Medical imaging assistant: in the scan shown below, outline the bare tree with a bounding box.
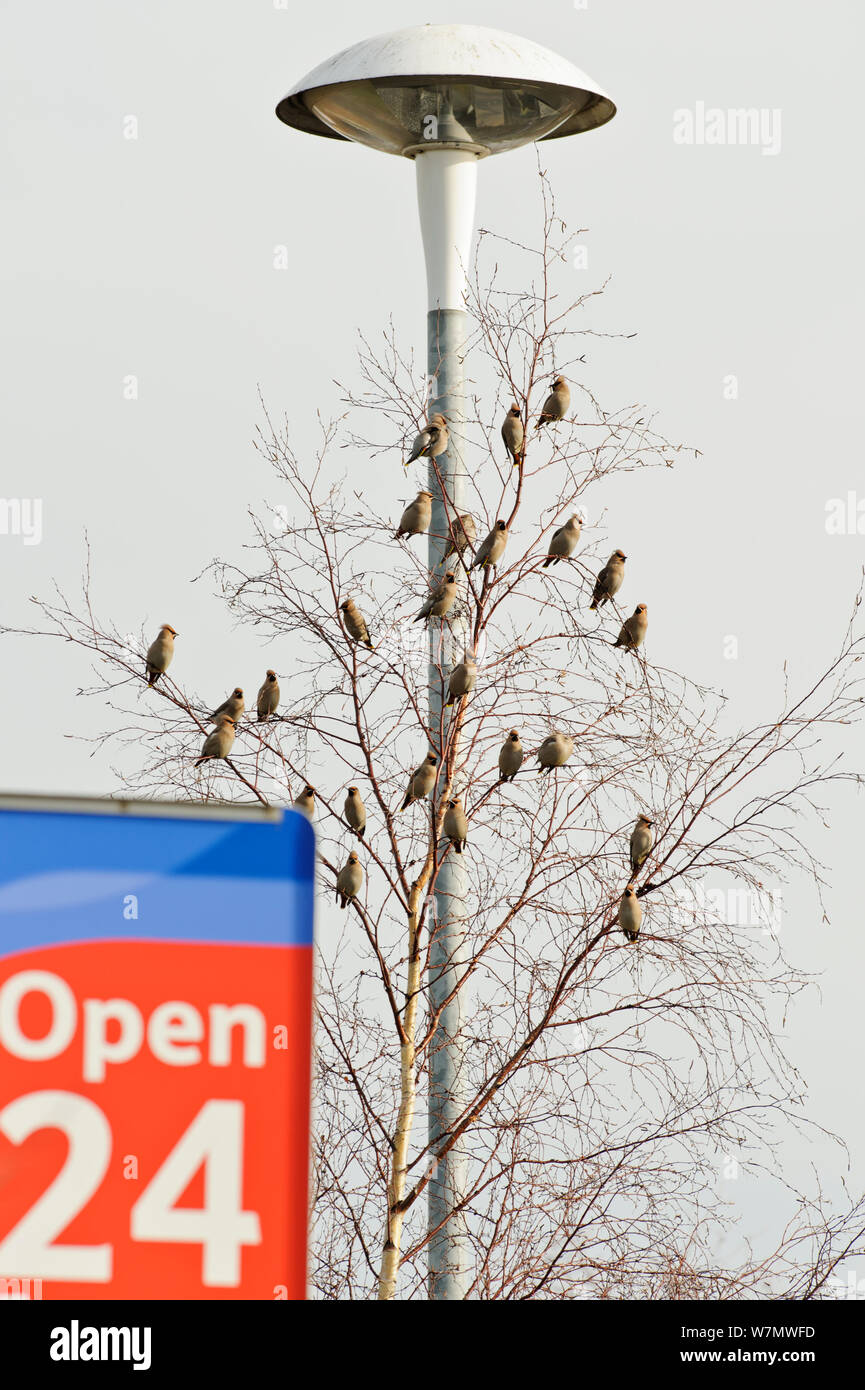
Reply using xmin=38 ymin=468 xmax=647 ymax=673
xmin=11 ymin=177 xmax=865 ymax=1300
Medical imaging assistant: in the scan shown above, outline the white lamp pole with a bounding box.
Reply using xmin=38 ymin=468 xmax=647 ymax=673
xmin=416 ymin=146 xmax=477 ymax=1300
xmin=276 ymin=23 xmax=615 ymax=1300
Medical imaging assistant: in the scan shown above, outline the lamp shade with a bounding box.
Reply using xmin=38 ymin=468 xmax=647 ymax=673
xmin=276 ymin=24 xmax=615 ymax=157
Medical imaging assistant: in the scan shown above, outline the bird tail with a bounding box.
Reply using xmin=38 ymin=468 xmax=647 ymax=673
xmin=194 ymin=755 xmax=208 ymax=767
xmin=589 ymin=601 xmax=598 ymax=612
xmin=147 ymin=669 xmax=158 ymax=686
xmin=542 ymin=556 xmax=553 ymax=569
xmin=399 ymin=794 xmax=412 ymax=812
xmin=364 ymin=638 xmax=374 ymax=650
xmin=358 ymin=827 xmax=365 ymax=839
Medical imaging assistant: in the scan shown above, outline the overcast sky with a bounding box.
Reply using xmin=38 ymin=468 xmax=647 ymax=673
xmin=2 ymin=0 xmax=863 ymax=1277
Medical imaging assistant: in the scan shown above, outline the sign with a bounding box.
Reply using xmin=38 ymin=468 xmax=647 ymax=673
xmin=0 ymin=796 xmax=314 ymax=1301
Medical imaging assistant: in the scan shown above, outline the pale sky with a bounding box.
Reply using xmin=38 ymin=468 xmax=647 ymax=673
xmin=2 ymin=0 xmax=863 ymax=1275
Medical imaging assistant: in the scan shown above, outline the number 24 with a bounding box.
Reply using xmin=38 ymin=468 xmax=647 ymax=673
xmin=0 ymin=1092 xmax=261 ymax=1286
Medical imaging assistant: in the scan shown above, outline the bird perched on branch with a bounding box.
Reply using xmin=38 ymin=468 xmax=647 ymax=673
xmin=590 ymin=550 xmax=626 ymax=611
xmin=195 ymin=714 xmax=235 ymax=767
xmin=400 ymin=752 xmax=438 ymax=810
xmin=535 ymin=376 xmax=570 ymax=430
xmin=145 ymin=624 xmax=177 ymax=686
xmin=471 ymin=520 xmax=508 ymax=571
xmin=619 ymin=886 xmax=643 ymax=943
xmin=211 ymin=687 xmax=244 ymax=723
xmin=336 ymin=851 xmax=363 ymax=909
xmin=614 ymin=605 xmax=648 ymax=652
xmin=443 ymin=797 xmax=468 ymax=853
xmin=256 ymin=670 xmax=280 ymax=722
xmin=406 ymin=414 xmax=448 ymax=465
xmin=340 ymin=598 xmax=374 ymax=650
xmin=543 ymin=515 xmax=582 ymax=568
xmin=629 ymin=815 xmax=654 ymax=875
xmin=498 ymin=730 xmax=523 ymax=782
xmin=413 ymin=573 xmax=457 ymax=625
xmin=501 ymin=403 xmax=524 ymax=466
xmin=443 ymin=513 xmax=476 ymax=562
xmin=344 ymin=786 xmax=366 ymax=838
xmin=536 ymin=731 xmax=574 ymax=774
xmin=293 ymin=785 xmax=315 ymax=820
xmin=395 ymin=490 xmax=432 ymax=540
xmin=446 ymin=658 xmax=477 ymax=708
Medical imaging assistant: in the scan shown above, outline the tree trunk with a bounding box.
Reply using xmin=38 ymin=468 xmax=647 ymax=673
xmin=377 ymin=892 xmax=423 ymax=1299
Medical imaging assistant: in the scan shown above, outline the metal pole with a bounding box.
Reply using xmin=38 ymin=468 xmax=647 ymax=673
xmin=416 ymin=149 xmax=477 ymax=1300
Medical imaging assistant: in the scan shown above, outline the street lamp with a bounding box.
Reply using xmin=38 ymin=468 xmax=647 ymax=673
xmin=276 ymin=22 xmax=615 ymax=1301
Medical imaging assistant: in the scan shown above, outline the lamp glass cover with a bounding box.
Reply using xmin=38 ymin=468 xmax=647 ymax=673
xmin=303 ymin=77 xmax=602 ymax=156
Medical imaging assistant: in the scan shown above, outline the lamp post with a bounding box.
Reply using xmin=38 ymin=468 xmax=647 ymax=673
xmin=276 ymin=22 xmax=615 ymax=1300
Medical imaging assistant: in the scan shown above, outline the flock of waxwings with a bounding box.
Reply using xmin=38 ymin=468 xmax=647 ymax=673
xmin=143 ymin=376 xmax=652 ymax=941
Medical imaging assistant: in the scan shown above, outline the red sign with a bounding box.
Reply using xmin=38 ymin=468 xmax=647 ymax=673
xmin=0 ymin=802 xmax=315 ymax=1301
